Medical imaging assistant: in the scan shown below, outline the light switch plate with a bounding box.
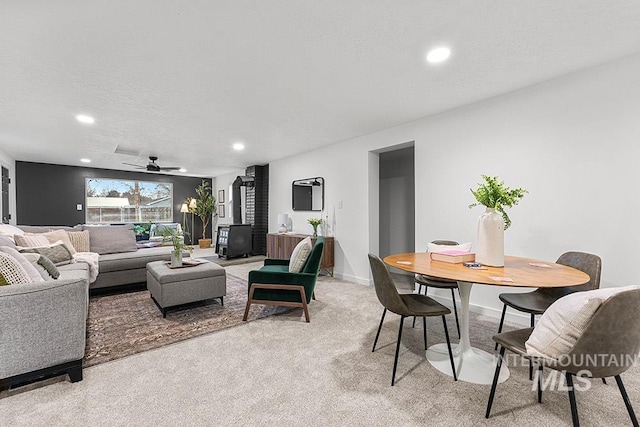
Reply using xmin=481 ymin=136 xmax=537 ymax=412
xmin=76 ymin=204 xmax=83 ymax=211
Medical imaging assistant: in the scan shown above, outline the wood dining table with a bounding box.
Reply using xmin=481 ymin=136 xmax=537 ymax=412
xmin=383 ymin=253 xmax=590 ymax=384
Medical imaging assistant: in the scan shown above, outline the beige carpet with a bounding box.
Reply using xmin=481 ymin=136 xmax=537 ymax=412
xmin=1 ymin=263 xmax=639 ymax=426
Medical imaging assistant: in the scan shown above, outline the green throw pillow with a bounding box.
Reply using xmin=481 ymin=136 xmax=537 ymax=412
xmin=0 ymin=273 xmax=8 ymax=286
xmin=20 ymin=242 xmax=73 ymax=266
xmin=37 ymin=255 xmax=60 ymax=279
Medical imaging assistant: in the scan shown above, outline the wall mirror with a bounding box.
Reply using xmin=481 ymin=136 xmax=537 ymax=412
xmin=292 ymin=177 xmax=324 ymax=211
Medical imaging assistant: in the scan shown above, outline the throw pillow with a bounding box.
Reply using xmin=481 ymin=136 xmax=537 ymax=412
xmin=427 ymin=242 xmax=472 ymax=253
xmin=0 ymin=234 xmax=17 ymax=249
xmin=525 ymin=285 xmax=639 ymax=359
xmin=21 ymin=252 xmax=60 ymax=280
xmin=14 ymin=233 xmax=50 ymax=248
xmin=289 ymin=237 xmax=313 ymax=273
xmin=43 ymin=229 xmax=77 ymax=255
xmin=83 ymin=225 xmax=137 ymax=255
xmin=67 ymin=230 xmax=91 ymax=252
xmin=0 ymin=224 xmax=24 ymax=242
xmin=0 ymin=252 xmax=33 ymax=285
xmin=19 ymin=241 xmax=74 ymax=266
xmin=0 ymin=246 xmax=44 ymax=282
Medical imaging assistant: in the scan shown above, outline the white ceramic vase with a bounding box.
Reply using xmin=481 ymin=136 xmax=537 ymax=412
xmin=171 ymin=250 xmax=183 ymax=268
xmin=476 ymin=207 xmax=504 ymax=267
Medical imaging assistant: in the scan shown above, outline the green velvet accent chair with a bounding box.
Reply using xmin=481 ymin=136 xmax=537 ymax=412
xmin=243 ymin=237 xmax=325 ymax=322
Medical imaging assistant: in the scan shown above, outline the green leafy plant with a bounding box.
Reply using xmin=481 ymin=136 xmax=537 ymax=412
xmin=160 ymin=227 xmax=192 ymax=255
xmin=192 ymin=180 xmax=217 ymax=240
xmin=469 ymin=175 xmax=527 ymax=230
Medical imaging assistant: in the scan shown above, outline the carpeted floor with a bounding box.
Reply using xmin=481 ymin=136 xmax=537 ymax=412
xmin=2 ymin=263 xmax=639 ymax=426
xmin=85 ymin=272 xmax=286 ymax=367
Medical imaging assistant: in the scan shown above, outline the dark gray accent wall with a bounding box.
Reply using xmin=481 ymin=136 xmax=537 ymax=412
xmin=15 ymin=161 xmax=212 ymax=238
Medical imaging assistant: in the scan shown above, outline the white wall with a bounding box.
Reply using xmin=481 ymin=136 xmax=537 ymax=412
xmin=0 ymin=148 xmax=16 ymax=225
xmin=269 ymin=52 xmax=640 ymax=321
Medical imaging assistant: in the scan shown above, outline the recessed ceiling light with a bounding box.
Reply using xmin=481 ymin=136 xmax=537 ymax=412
xmin=426 ymin=47 xmax=451 ymax=64
xmin=76 ymin=114 xmax=95 ymax=124
xmin=80 ymin=158 xmax=91 ymax=163
xmin=179 ymin=168 xmax=187 ymax=173
xmin=233 ymin=142 xmax=245 ymax=151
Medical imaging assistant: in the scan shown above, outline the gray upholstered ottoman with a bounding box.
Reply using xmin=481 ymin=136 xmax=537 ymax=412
xmin=146 ymin=260 xmax=226 ymax=317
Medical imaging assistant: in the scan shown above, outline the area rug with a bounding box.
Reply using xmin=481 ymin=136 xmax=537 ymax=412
xmin=203 ymin=254 xmax=266 ymax=267
xmin=84 ymin=273 xmax=286 ymax=367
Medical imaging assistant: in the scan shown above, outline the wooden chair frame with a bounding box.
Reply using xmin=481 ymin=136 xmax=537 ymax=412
xmin=243 ymin=283 xmax=310 ymax=323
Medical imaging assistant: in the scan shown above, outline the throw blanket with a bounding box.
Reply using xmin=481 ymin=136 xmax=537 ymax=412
xmin=73 ymin=252 xmax=100 ymax=283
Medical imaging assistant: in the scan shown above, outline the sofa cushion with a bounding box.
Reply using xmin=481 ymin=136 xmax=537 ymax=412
xmin=0 ymin=234 xmax=17 ymax=249
xmin=17 ymin=225 xmax=80 ymax=233
xmin=83 ymin=224 xmax=137 ymax=255
xmin=0 ymin=224 xmax=24 ymax=242
xmin=289 ymin=237 xmax=312 ymax=273
xmin=0 ymin=246 xmax=45 ymax=283
xmin=0 ymin=252 xmax=33 ymax=285
xmin=98 ymin=246 xmax=174 ymax=273
xmin=20 ymin=241 xmax=74 ymax=266
xmin=67 ymin=230 xmax=90 ymax=252
xmin=14 ymin=233 xmax=50 ymax=248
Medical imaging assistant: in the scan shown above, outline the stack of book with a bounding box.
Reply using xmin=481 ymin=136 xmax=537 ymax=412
xmin=429 ymin=250 xmax=475 ymax=264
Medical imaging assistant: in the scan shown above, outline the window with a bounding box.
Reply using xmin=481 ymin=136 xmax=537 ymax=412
xmin=86 ymin=178 xmax=173 ymax=224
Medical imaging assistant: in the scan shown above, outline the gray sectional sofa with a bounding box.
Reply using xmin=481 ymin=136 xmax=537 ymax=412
xmin=0 ymin=224 xmax=177 ymax=390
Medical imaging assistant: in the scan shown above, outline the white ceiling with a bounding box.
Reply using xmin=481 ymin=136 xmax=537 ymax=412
xmin=1 ymin=1 xmax=640 ymax=177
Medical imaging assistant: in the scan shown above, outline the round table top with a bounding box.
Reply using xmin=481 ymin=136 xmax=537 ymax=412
xmin=383 ymin=253 xmax=590 ymax=288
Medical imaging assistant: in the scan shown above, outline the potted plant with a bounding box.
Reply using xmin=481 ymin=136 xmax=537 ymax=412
xmin=192 ymin=180 xmax=217 ymax=248
xmin=469 ymin=175 xmax=527 ymax=267
xmin=161 ymin=227 xmax=192 ymax=267
xmin=307 ymin=217 xmax=323 ymax=237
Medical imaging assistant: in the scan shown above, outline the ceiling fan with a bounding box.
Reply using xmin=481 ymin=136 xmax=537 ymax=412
xmin=123 ymin=156 xmax=181 ymax=172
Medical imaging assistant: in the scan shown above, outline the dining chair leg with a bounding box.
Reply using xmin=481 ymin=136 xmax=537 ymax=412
xmin=566 ymin=373 xmax=580 ymax=427
xmin=450 ymin=288 xmax=461 ymax=339
xmin=372 ymin=308 xmax=387 ymax=352
xmin=615 ymin=375 xmax=639 ymax=427
xmin=529 ymin=314 xmax=535 ymax=380
xmin=442 ymin=315 xmax=457 ymax=381
xmin=485 ymin=345 xmax=506 ymax=418
xmin=412 ymin=284 xmax=426 ymax=328
xmin=422 ymin=316 xmax=427 ymax=350
xmin=495 ymin=304 xmax=507 ymax=351
xmin=391 ymin=316 xmax=406 ymax=386
xmin=537 ymin=364 xmax=543 ymax=403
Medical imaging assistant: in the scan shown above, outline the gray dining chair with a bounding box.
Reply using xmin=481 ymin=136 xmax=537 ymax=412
xmin=495 ymin=251 xmax=602 ymax=379
xmin=486 ymin=287 xmax=640 ymax=426
xmin=413 ymin=240 xmax=461 ymax=337
xmin=368 ymin=254 xmax=457 ymax=385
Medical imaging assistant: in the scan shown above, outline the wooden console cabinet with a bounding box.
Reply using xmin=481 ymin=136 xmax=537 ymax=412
xmin=266 ymin=233 xmax=334 ymax=274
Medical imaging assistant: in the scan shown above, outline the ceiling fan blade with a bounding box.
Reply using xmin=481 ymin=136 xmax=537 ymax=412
xmin=159 ymin=166 xmax=181 ymax=171
xmin=122 ymin=162 xmax=145 ymax=168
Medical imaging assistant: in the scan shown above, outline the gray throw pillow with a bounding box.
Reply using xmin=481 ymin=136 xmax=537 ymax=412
xmin=20 ymin=242 xmax=74 ymax=266
xmin=83 ymin=225 xmax=137 ymax=255
xmin=0 ymin=234 xmax=17 ymax=249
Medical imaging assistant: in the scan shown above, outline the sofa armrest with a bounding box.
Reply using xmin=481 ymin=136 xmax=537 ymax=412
xmin=263 ymin=258 xmax=290 ymax=266
xmin=0 ymin=278 xmax=89 ymax=379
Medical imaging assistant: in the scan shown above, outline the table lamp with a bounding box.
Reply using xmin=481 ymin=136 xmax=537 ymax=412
xmin=277 ymin=213 xmax=288 ymax=233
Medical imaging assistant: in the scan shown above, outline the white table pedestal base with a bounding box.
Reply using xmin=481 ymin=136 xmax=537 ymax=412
xmin=426 ymin=281 xmax=510 ymax=385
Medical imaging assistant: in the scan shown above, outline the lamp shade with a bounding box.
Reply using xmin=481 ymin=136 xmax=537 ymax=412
xmin=180 ymin=203 xmax=189 ymax=213
xmin=189 ymin=199 xmax=197 ymax=209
